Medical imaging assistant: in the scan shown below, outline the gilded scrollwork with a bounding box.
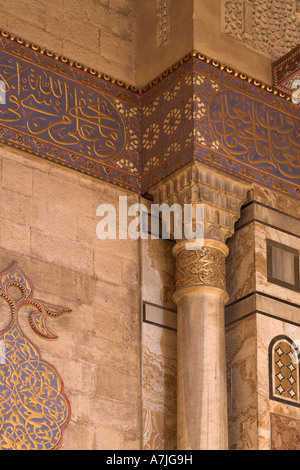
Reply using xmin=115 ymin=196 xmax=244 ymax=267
xmin=174 ymin=246 xmax=226 ymax=292
xmin=0 ymin=263 xmax=71 ymax=450
xmin=209 ymin=90 xmax=300 ymax=180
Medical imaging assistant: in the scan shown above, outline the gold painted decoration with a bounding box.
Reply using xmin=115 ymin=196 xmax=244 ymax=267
xmin=0 ymin=53 xmax=126 ymax=159
xmin=0 ymin=30 xmax=299 ymax=197
xmin=209 ymin=90 xmax=300 ymax=180
xmin=174 ymin=246 xmax=226 ymax=292
xmin=0 ymin=263 xmax=71 ymax=450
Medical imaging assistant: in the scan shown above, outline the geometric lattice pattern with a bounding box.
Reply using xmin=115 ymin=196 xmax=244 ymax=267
xmin=272 ymin=45 xmax=300 ymax=98
xmin=269 ymin=336 xmax=300 ymax=407
xmin=0 ymin=263 xmax=71 ymax=450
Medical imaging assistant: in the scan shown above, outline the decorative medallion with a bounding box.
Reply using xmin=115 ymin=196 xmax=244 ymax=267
xmin=0 ymin=263 xmax=71 ymax=450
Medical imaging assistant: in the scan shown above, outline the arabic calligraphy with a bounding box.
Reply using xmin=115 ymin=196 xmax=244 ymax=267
xmin=0 ymin=263 xmax=71 ymax=450
xmin=0 ymin=53 xmax=126 ymax=160
xmin=209 ymin=90 xmax=300 ymax=180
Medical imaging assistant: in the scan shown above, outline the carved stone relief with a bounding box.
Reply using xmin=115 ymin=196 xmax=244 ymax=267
xmin=222 ymin=0 xmax=300 ymax=59
xmin=173 ymin=244 xmax=227 ymax=292
xmin=157 ymin=0 xmax=170 ymax=48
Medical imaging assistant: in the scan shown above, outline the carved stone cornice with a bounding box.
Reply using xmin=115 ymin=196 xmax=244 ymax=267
xmin=150 ymin=162 xmax=251 ymax=243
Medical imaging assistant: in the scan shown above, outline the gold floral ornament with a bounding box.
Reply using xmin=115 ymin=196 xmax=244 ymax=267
xmin=0 ymin=263 xmax=71 ymax=450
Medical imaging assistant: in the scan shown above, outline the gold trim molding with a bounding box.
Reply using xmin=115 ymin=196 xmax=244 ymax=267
xmin=0 ymin=29 xmax=292 ymax=101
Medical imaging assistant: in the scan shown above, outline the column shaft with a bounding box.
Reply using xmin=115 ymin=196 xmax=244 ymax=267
xmin=173 ymin=240 xmax=229 ymax=450
xmin=177 ymin=290 xmax=228 ymax=449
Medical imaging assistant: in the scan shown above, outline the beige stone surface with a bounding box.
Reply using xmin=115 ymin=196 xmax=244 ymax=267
xmin=0 ymin=145 xmax=141 ymax=450
xmin=137 ymin=0 xmax=194 ymax=86
xmin=248 ymin=184 xmax=300 ymax=219
xmin=256 ymin=315 xmax=300 ymax=450
xmin=0 ymin=0 xmax=138 ymax=85
xmin=193 ymin=0 xmax=273 ymax=84
xmin=225 ymin=183 xmax=300 ymax=451
xmin=177 ymin=291 xmax=228 ymax=450
xmin=226 ymin=223 xmax=255 ymax=304
xmin=254 ymin=223 xmax=300 ymax=305
xmin=141 ymin=198 xmax=177 ymax=449
xmin=0 ymin=0 xmax=277 ymax=90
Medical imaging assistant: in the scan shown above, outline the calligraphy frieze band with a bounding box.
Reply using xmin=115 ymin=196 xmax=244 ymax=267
xmin=209 ymin=89 xmax=300 ymax=182
xmin=143 ymin=56 xmax=300 ymax=199
xmin=0 ymin=33 xmax=141 ymax=192
xmin=0 ymin=31 xmax=299 ymax=198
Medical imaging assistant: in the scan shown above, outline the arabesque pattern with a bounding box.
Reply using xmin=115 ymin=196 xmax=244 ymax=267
xmin=0 ymin=263 xmax=71 ymax=450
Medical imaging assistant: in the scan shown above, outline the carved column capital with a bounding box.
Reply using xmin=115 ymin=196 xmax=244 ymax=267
xmin=152 ymin=164 xmax=251 ymax=450
xmin=150 ymin=162 xmax=251 ymax=243
xmin=173 ymin=239 xmax=229 ymax=304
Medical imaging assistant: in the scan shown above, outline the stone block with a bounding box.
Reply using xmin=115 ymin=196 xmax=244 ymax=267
xmin=0 ymin=219 xmax=30 ymax=255
xmin=94 ymin=306 xmax=124 ymax=343
xmin=101 ymin=30 xmax=137 ymax=67
xmin=0 ymin=0 xmax=46 ymax=29
xmin=30 ymin=228 xmax=93 ymax=274
xmin=94 ymin=425 xmax=123 ymax=450
xmin=94 ymin=249 xmax=123 ymax=285
xmin=46 ymin=13 xmax=100 ymax=54
xmin=96 ymin=367 xmax=125 ymax=401
xmin=47 ymin=204 xmax=78 ymax=242
xmin=1 ymin=159 xmax=33 ymax=196
xmin=0 ymin=188 xmax=32 ymax=226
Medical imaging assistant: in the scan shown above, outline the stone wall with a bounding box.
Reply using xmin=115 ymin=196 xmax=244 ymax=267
xmin=0 ymin=145 xmax=141 ymax=449
xmin=0 ymin=0 xmax=293 ymax=88
xmin=194 ymin=0 xmax=272 ymax=85
xmin=137 ymin=0 xmax=193 ymax=86
xmin=0 ymin=0 xmax=138 ymax=85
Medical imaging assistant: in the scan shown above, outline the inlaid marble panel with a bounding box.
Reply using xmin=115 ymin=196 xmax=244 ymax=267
xmin=142 ymin=323 xmax=177 ymax=450
xmin=271 ymin=414 xmax=300 ymax=450
xmin=226 ymin=315 xmax=258 ymax=450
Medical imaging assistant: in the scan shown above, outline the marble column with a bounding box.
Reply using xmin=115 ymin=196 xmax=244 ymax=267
xmin=151 ymin=162 xmax=250 ymax=450
xmin=173 ymin=239 xmax=229 ymax=450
